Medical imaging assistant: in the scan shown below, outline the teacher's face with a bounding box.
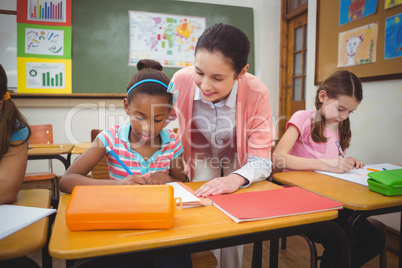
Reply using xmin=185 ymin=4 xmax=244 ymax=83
xmin=194 ymin=50 xmax=243 ymax=104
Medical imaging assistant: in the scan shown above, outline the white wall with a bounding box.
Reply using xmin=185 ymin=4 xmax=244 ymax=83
xmin=307 ymin=0 xmax=402 ymax=231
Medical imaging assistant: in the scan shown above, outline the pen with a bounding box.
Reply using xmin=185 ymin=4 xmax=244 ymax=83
xmin=105 ymin=146 xmax=133 ymax=175
xmin=335 ymin=141 xmax=345 ymax=158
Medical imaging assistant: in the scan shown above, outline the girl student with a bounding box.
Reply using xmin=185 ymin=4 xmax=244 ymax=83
xmin=170 ymin=23 xmax=274 ymax=268
xmin=60 ymin=59 xmax=187 ymax=194
xmin=0 ymin=64 xmax=31 ymax=204
xmin=274 ymin=70 xmax=385 ymax=267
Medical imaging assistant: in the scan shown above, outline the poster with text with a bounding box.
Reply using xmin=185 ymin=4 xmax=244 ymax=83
xmin=338 ymin=23 xmax=378 ymax=67
xmin=339 ymin=0 xmax=378 ymax=25
xmin=129 ymin=11 xmax=205 ymax=68
xmin=17 ymin=57 xmax=71 ymax=93
xmin=384 ymin=13 xmax=402 ymax=59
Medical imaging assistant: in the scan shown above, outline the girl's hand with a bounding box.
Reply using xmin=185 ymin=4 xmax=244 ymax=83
xmin=194 ymin=174 xmax=247 ymax=197
xmin=348 ymin=156 xmax=365 ymax=169
xmin=145 ymin=171 xmax=174 ymax=185
xmin=328 ymin=157 xmax=364 ymax=173
xmin=116 ymin=175 xmax=147 ymax=185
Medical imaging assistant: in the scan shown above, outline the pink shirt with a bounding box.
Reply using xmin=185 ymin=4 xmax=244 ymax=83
xmin=172 ymin=66 xmax=275 ymax=180
xmin=287 ymin=110 xmax=342 ymax=161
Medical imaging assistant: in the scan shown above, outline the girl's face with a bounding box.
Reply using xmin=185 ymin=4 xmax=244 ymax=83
xmin=194 ymin=50 xmax=248 ymax=103
xmin=124 ymin=94 xmax=172 ymax=145
xmin=318 ymin=90 xmax=360 ymax=125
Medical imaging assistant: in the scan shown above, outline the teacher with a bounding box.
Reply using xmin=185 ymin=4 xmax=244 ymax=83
xmin=172 ymin=23 xmax=275 ymax=197
xmin=171 ymin=23 xmax=275 ymax=268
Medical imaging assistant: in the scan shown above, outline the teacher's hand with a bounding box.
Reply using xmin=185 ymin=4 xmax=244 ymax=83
xmin=194 ymin=174 xmax=247 ymax=197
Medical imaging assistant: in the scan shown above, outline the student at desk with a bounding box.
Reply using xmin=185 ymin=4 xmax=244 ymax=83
xmin=60 ymin=59 xmax=187 ymax=190
xmin=274 ymin=70 xmax=385 ymax=267
xmin=60 ymin=59 xmax=191 ymax=268
xmin=0 ymin=64 xmax=31 ymax=204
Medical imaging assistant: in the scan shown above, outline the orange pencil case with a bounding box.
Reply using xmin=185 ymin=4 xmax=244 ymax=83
xmin=65 ymin=185 xmax=182 ymax=231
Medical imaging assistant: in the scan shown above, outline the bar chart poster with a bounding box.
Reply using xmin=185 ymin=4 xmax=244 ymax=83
xmin=17 ymin=0 xmax=72 ymax=26
xmin=17 ymin=57 xmax=71 ymax=93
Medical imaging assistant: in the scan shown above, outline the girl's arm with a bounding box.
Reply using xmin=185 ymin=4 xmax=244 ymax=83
xmin=274 ymin=125 xmax=357 ymax=173
xmin=168 ymin=154 xmax=188 ymax=182
xmin=0 ymin=142 xmax=28 ymax=204
xmin=146 ymin=154 xmax=188 ymax=184
xmin=60 ymin=138 xmax=146 ymax=193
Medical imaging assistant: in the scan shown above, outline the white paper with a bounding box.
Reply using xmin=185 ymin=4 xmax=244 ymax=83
xmin=26 ymin=62 xmax=65 ymax=89
xmin=315 ymin=163 xmax=401 ymax=186
xmin=167 ymin=182 xmax=200 ymax=203
xmin=0 ymin=205 xmax=56 ymax=240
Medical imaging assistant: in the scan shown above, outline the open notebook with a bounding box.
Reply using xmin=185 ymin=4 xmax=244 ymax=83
xmin=314 ymin=163 xmax=401 ymax=186
xmin=208 ymin=187 xmax=342 ymax=223
xmin=0 ymin=205 xmax=56 ymax=240
xmin=167 ymin=182 xmax=212 ymax=208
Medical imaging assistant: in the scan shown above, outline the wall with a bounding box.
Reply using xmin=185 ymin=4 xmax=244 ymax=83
xmin=2 ymin=0 xmax=281 ymax=174
xmin=307 ymin=0 xmax=402 ymax=231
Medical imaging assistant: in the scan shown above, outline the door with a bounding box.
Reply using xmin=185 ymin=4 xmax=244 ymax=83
xmin=279 ymin=0 xmax=308 ymax=137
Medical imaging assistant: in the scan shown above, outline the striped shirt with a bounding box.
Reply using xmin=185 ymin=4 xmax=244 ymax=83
xmin=98 ymin=124 xmax=183 ymax=180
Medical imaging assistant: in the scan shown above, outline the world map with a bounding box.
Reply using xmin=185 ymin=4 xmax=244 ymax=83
xmin=129 ymin=11 xmax=205 ymax=68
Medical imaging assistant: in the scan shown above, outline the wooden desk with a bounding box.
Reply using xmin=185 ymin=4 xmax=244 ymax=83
xmin=28 ymin=143 xmax=74 ymax=170
xmin=273 ymin=171 xmax=402 ymax=267
xmin=49 ymin=180 xmax=349 ymax=268
xmin=0 ymin=189 xmax=52 ymax=266
xmin=71 ymin=143 xmax=91 ymax=155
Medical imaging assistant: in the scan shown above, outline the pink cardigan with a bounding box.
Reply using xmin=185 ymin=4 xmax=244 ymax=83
xmin=172 ymin=66 xmax=275 ymax=179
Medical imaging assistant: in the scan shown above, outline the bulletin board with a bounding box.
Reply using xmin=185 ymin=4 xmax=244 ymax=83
xmin=315 ymin=0 xmax=402 ymax=83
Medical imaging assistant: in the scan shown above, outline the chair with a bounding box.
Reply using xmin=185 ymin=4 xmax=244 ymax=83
xmin=89 ymin=129 xmax=217 ymax=267
xmin=22 ymin=124 xmax=59 ymax=206
xmin=90 ymin=129 xmax=109 ymax=180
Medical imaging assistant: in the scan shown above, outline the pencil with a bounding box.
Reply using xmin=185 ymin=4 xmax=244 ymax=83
xmin=335 ymin=141 xmax=345 ymax=158
xmin=367 ymin=168 xmax=380 ymax=172
xmin=105 ymin=146 xmax=133 ymax=175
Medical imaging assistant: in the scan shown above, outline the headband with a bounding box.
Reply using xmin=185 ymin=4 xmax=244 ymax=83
xmin=3 ymin=92 xmax=10 ymax=101
xmin=126 ymin=79 xmax=178 ymax=103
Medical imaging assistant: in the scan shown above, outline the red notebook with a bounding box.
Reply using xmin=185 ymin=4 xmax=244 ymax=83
xmin=208 ymin=187 xmax=343 ymax=223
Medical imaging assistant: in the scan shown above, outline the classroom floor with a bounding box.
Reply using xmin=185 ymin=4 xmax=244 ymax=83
xmin=27 ymin=234 xmax=398 ymax=267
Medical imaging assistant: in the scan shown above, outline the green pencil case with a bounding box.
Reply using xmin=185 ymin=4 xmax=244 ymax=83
xmin=367 ymin=169 xmax=402 ymax=196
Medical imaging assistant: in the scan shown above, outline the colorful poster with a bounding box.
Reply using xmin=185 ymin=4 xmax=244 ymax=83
xmin=129 ymin=11 xmax=205 ymax=68
xmin=338 ymin=23 xmax=378 ymax=67
xmin=339 ymin=0 xmax=378 ymax=26
xmin=17 ymin=23 xmax=71 ymax=59
xmin=384 ymin=13 xmax=402 ymax=59
xmin=385 ymin=0 xmax=402 ymax=9
xmin=17 ymin=57 xmax=71 ymax=93
xmin=17 ymin=0 xmax=72 ymax=26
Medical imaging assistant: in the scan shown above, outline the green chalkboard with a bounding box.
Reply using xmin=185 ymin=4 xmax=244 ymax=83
xmin=72 ymin=0 xmax=254 ymax=94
